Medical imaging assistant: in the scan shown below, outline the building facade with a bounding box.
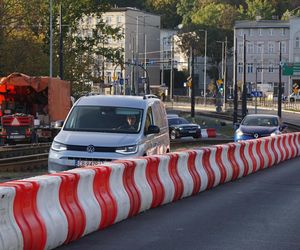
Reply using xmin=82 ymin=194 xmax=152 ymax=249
xmin=80 ymin=7 xmax=161 ymax=95
xmin=234 ymin=18 xmax=300 ymax=98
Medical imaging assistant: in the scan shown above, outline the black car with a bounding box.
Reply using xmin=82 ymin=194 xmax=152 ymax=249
xmin=167 ymin=117 xmax=201 ymax=140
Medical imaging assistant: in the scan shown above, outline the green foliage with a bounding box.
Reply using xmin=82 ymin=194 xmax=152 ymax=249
xmin=238 ymin=0 xmax=275 ymax=20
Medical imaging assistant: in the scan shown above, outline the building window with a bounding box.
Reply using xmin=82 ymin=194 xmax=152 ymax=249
xmin=268 ymin=64 xmax=274 ymax=73
xmin=247 ymin=43 xmax=254 ymax=53
xmin=281 ymin=28 xmax=286 ymax=36
xmin=268 ymin=42 xmax=275 ymax=53
xmin=247 ymin=63 xmax=253 ymax=73
xmin=258 ymin=29 xmax=262 ymax=36
xmin=239 ymin=29 xmax=243 ymax=36
xmin=238 ymin=42 xmax=243 ymax=54
xmin=296 ymin=37 xmax=300 ymax=48
xmin=238 ymin=62 xmax=243 ymax=73
xmin=116 ymin=16 xmax=122 ymax=24
xmin=281 ymin=42 xmax=286 ymax=53
xmin=249 ymin=29 xmax=253 ymax=36
xmin=269 ymin=28 xmax=273 ymax=36
xmin=257 ymin=42 xmax=264 ymax=54
xmin=106 ymin=16 xmax=112 ymax=24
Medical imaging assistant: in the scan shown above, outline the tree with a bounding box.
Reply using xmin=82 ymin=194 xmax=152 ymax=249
xmin=238 ymin=0 xmax=275 ymax=20
xmin=145 ymin=0 xmax=181 ymax=28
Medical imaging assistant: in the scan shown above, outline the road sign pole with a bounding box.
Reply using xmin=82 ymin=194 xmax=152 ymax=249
xmin=278 ymin=42 xmax=282 ymax=118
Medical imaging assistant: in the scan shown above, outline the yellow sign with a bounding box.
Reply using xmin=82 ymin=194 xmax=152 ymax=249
xmin=187 ymin=81 xmax=192 ymax=88
xmin=217 ymin=79 xmax=223 ymax=85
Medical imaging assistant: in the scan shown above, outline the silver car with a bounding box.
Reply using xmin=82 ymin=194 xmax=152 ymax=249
xmin=48 ymin=95 xmax=170 ymax=173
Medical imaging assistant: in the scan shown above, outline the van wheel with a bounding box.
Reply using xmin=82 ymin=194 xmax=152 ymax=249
xmin=170 ymin=130 xmax=177 ymax=140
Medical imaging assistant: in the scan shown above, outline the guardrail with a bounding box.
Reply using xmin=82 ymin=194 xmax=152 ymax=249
xmin=0 ymin=133 xmax=299 ymax=249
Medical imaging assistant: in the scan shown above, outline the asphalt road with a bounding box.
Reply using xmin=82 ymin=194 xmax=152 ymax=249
xmin=59 ymin=157 xmax=300 ymax=250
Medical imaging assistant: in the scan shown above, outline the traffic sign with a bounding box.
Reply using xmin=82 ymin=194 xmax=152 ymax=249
xmin=282 ymin=62 xmax=300 ymax=76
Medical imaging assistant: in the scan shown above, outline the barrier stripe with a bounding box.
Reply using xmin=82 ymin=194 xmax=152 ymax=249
xmin=208 ymin=148 xmax=222 ymax=187
xmin=263 ymin=138 xmax=273 ymax=168
xmin=239 ymin=142 xmax=250 ymax=176
xmin=157 ymin=155 xmax=175 ymax=204
xmin=52 ymin=173 xmax=86 ymax=243
xmin=91 ymin=167 xmax=117 ymax=229
xmin=3 ymin=181 xmax=47 ymax=250
xmin=168 ymin=154 xmax=184 ymax=201
xmin=227 ymin=144 xmax=240 ymax=181
xmin=133 ymin=159 xmax=153 ymax=212
xmin=120 ymin=160 xmax=141 ymax=218
xmin=255 ymin=140 xmax=265 ymax=170
xmin=215 ymin=146 xmax=227 ymax=183
xmin=107 ymin=163 xmax=130 ymax=223
xmin=176 ymin=152 xmax=194 ymax=199
xmin=187 ymin=151 xmax=201 ymax=194
xmin=68 ymin=168 xmax=101 ymax=236
xmin=0 ymin=186 xmax=23 ymax=250
xmin=25 ymin=175 xmax=68 ymax=249
xmin=268 ymin=137 xmax=277 ymax=167
xmin=145 ymin=157 xmax=165 ymax=207
xmin=202 ymin=148 xmax=215 ymax=189
xmin=248 ymin=141 xmax=259 ymax=173
xmin=233 ymin=143 xmax=245 ymax=179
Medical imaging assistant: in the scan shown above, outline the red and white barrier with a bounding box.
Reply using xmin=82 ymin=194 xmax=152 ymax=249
xmin=0 ymin=132 xmax=299 ymax=250
xmin=201 ymin=128 xmax=216 ymax=138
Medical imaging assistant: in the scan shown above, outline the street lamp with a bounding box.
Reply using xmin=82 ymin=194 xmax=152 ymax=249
xmin=198 ymin=29 xmax=207 ymax=105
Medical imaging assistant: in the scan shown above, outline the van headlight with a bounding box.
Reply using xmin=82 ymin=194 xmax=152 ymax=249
xmin=115 ymin=145 xmax=138 ymax=154
xmin=51 ymin=141 xmax=67 ymax=151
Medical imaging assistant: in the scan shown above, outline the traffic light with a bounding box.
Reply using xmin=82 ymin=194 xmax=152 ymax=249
xmin=218 ymin=83 xmax=224 ymax=94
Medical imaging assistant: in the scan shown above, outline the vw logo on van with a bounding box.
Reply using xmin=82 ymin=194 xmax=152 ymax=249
xmin=87 ymin=145 xmax=95 ymax=153
xmin=254 ymin=133 xmax=259 ymax=139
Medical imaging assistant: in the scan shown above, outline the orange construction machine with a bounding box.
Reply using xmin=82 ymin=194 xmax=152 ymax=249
xmin=0 ymin=73 xmax=71 ymax=144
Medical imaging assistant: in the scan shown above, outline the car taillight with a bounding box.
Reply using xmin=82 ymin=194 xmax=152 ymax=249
xmin=0 ymin=128 xmax=6 ymax=137
xmin=25 ymin=128 xmax=31 ymax=137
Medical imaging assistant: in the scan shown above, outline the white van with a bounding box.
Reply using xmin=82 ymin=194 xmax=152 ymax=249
xmin=48 ymin=95 xmax=170 ymax=173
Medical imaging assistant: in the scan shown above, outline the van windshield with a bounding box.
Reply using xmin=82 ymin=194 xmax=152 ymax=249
xmin=64 ymin=106 xmax=143 ymax=133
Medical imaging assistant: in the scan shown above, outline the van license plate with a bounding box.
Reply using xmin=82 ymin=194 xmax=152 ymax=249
xmin=75 ymin=160 xmax=104 ymax=167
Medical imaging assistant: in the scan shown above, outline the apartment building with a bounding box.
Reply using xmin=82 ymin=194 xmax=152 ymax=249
xmin=80 ymin=7 xmax=161 ymax=95
xmin=234 ymin=17 xmax=300 ymax=98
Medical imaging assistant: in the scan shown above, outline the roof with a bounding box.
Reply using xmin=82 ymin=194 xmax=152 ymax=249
xmin=107 ymin=7 xmax=160 ymax=17
xmin=76 ymin=95 xmax=159 ymax=109
xmin=235 ymin=20 xmax=289 ymax=29
xmin=245 ymin=114 xmax=279 ymax=118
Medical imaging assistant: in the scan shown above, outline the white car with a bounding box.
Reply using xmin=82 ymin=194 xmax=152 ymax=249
xmin=48 ymin=94 xmax=170 ymax=173
xmin=288 ymin=93 xmax=300 ymax=102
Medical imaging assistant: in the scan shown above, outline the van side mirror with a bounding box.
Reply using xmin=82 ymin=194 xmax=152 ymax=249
xmin=146 ymin=125 xmax=160 ymax=135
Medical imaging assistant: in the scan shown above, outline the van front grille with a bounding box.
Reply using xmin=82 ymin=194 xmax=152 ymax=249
xmin=66 ymin=145 xmax=116 ymax=152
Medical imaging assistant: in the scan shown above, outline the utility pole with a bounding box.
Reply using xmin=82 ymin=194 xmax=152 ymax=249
xmin=191 ymin=46 xmax=195 ymax=117
xmin=49 ymin=0 xmax=53 ymax=78
xmin=223 ymin=36 xmax=228 ymax=111
xmin=161 ymin=37 xmax=165 ymax=86
xmin=233 ymin=37 xmax=238 ymax=124
xmin=59 ymin=1 xmax=63 ymax=79
xmin=131 ymin=35 xmax=135 ymax=95
xmin=242 ymin=34 xmax=247 ymax=118
xmin=170 ymin=35 xmax=174 ymax=100
xmin=204 ymin=30 xmax=207 ymax=106
xmin=136 ymin=16 xmax=139 ymax=95
xmin=278 ymin=41 xmax=282 ymax=118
